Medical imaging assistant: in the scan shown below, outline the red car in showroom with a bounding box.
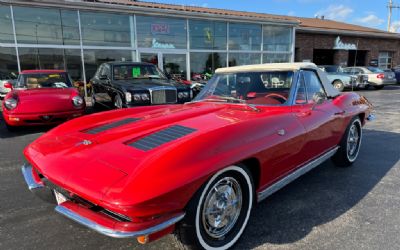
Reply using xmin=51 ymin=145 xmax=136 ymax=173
xmin=21 ymin=63 xmax=373 ymax=249
xmin=2 ymin=70 xmax=85 ymax=130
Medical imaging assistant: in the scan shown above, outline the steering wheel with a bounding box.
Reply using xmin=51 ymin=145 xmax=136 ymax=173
xmin=264 ymin=93 xmax=287 ymax=104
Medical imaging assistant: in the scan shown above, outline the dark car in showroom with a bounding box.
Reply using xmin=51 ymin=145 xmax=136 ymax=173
xmin=90 ymin=62 xmax=192 ymax=109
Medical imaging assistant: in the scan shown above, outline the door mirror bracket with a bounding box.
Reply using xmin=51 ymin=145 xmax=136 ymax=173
xmin=311 ymin=92 xmax=326 ymax=110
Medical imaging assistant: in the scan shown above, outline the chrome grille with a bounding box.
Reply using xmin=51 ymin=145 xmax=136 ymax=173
xmin=151 ymin=87 xmax=177 ymax=104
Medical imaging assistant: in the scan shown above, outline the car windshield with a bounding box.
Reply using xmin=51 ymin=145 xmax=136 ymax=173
xmin=113 ymin=64 xmax=167 ymax=80
xmin=16 ymin=73 xmax=72 ymax=89
xmin=194 ymin=71 xmax=294 ymax=106
xmin=342 ymin=68 xmax=358 ymax=74
xmin=367 ymin=67 xmax=384 ymax=73
xmin=323 ymin=66 xmax=339 ymax=73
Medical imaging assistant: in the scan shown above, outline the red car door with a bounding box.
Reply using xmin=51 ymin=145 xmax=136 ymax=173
xmin=292 ymin=70 xmax=345 ymax=162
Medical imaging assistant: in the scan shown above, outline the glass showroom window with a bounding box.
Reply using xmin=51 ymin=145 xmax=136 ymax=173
xmin=64 ymin=49 xmax=84 ymax=82
xmin=80 ymin=11 xmax=130 ymax=47
xmin=136 ymin=15 xmax=187 ymax=49
xmin=263 ymin=53 xmax=291 ymax=63
xmin=163 ymin=54 xmax=187 ymax=80
xmin=263 ymin=26 xmax=292 ymax=52
xmin=83 ymin=49 xmax=132 ymax=80
xmin=229 ymin=23 xmax=262 ymax=51
xmin=229 ymin=53 xmax=261 ymax=66
xmin=13 ymin=7 xmax=80 ymax=45
xmin=0 ymin=47 xmax=19 ymax=79
xmin=190 ymin=52 xmax=226 ymax=80
xmin=19 ymin=48 xmax=65 ymax=70
xmin=0 ymin=6 xmax=14 ymax=43
xmin=189 ymin=20 xmax=227 ymax=50
xmin=378 ymin=51 xmax=393 ymax=69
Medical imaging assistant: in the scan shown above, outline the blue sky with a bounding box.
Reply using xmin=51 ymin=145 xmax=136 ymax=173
xmin=142 ymin=0 xmax=398 ymax=32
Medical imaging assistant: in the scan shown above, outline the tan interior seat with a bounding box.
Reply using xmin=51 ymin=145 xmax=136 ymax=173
xmin=26 ymin=78 xmax=39 ymax=89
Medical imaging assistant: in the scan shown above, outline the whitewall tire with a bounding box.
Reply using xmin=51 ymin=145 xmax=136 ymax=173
xmin=332 ymin=117 xmax=362 ymax=167
xmin=174 ymin=165 xmax=254 ymax=250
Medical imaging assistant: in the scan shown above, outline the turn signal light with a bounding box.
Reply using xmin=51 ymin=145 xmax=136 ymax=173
xmin=9 ymin=117 xmax=20 ymax=121
xmin=137 ymin=235 xmax=149 ymax=244
xmin=136 ymin=224 xmax=176 ymax=244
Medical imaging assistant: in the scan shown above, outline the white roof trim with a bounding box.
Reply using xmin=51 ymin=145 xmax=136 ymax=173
xmin=215 ymin=62 xmax=318 ymax=73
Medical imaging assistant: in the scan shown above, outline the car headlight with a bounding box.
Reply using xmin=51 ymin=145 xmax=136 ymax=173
xmin=178 ymin=91 xmax=189 ymax=99
xmin=133 ymin=94 xmax=141 ymax=102
xmin=72 ymin=96 xmax=84 ymax=107
xmin=141 ymin=93 xmax=149 ymax=101
xmin=125 ymin=92 xmax=132 ymax=103
xmin=4 ymin=97 xmax=18 ymax=110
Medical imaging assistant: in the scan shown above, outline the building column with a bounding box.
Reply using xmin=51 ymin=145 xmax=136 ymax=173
xmin=333 ymin=50 xmax=348 ymax=66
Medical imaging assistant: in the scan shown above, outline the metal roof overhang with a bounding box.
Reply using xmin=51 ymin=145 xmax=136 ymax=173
xmin=1 ymin=0 xmax=299 ymax=26
xmin=297 ymin=27 xmax=400 ymax=39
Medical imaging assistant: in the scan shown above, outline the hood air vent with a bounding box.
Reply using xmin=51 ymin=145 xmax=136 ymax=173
xmin=129 ymin=125 xmax=196 ymax=151
xmin=85 ymin=118 xmax=140 ymax=134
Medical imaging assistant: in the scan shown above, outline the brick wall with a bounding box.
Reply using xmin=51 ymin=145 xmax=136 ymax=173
xmin=295 ymin=32 xmax=400 ymax=67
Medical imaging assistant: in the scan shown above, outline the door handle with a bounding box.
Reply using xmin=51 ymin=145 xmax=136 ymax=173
xmin=334 ymin=110 xmax=346 ymax=115
xmin=295 ymin=110 xmax=312 ymax=117
xmin=277 ymin=129 xmax=286 ymax=136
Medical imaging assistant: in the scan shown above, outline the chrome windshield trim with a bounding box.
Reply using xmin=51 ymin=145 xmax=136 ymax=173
xmin=55 ymin=204 xmax=185 ymax=238
xmin=21 ymin=164 xmax=44 ymax=190
xmin=257 ymin=146 xmax=339 ymax=202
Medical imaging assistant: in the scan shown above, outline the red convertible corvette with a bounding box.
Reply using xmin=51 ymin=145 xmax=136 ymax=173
xmin=22 ymin=63 xmax=373 ymax=249
xmin=2 ymin=70 xmax=85 ymax=130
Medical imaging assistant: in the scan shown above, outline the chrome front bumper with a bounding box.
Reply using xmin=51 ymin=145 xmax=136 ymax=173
xmin=21 ymin=164 xmax=55 ymax=203
xmin=21 ymin=164 xmax=44 ymax=190
xmin=55 ymin=204 xmax=185 ymax=238
xmin=21 ymin=164 xmax=185 ymax=238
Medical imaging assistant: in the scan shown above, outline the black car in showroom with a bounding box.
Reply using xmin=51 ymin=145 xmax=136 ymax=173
xmin=90 ymin=62 xmax=192 ymax=109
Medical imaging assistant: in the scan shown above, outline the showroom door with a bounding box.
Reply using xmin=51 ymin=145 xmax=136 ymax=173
xmin=140 ymin=52 xmax=187 ymax=80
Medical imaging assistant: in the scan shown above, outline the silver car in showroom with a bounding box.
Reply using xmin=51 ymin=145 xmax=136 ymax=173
xmin=343 ymin=66 xmax=396 ymax=90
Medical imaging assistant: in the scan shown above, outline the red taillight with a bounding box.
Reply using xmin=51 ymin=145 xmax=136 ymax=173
xmin=377 ymin=73 xmax=385 ymax=79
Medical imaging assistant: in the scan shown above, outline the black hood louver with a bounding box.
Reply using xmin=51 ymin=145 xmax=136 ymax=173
xmin=84 ymin=118 xmax=140 ymax=134
xmin=129 ymin=125 xmax=196 ymax=151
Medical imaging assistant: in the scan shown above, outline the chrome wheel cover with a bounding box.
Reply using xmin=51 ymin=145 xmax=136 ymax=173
xmin=201 ymin=177 xmax=242 ymax=239
xmin=347 ymin=123 xmax=360 ymax=161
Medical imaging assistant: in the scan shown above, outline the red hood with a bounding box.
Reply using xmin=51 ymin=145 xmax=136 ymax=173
xmin=12 ymin=88 xmax=81 ymax=114
xmin=24 ymin=102 xmax=290 ymax=207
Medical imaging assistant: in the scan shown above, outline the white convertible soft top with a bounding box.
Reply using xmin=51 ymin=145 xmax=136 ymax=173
xmin=215 ymin=62 xmax=340 ymax=98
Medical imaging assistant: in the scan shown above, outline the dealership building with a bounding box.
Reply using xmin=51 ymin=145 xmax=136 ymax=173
xmin=1 ymin=0 xmax=399 ymax=87
xmin=294 ymin=18 xmax=400 ymax=68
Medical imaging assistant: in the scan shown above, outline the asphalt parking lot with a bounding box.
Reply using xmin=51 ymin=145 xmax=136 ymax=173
xmin=0 ymin=86 xmax=399 ymax=250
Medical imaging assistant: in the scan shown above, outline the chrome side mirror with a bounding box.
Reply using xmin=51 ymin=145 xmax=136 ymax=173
xmin=312 ymin=92 xmax=326 ymax=110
